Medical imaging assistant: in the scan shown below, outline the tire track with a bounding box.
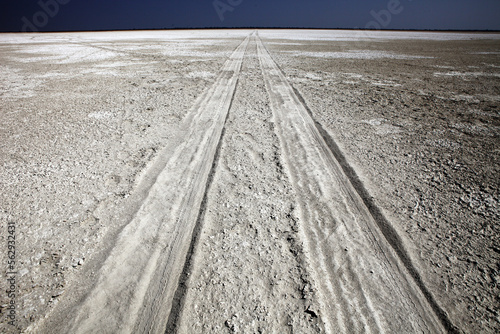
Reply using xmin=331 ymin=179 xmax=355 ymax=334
xmin=256 ymin=33 xmax=446 ymax=333
xmin=173 ymin=34 xmax=324 ymax=334
xmin=50 ymin=33 xmax=251 ymax=334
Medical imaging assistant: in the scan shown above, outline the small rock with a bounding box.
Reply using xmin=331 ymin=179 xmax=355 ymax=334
xmin=305 ymin=306 xmax=318 ymax=318
xmin=52 ymin=290 xmax=64 ymax=298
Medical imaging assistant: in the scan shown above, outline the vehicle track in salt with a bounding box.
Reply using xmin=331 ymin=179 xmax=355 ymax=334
xmin=31 ymin=30 xmax=457 ymax=334
xmin=37 ymin=33 xmax=251 ymax=334
xmin=255 ymin=33 xmax=449 ymax=333
xmin=172 ymin=34 xmax=324 ymax=334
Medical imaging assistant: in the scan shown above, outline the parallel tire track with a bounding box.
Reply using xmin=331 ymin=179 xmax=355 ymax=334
xmin=256 ymin=33 xmax=447 ymax=333
xmin=54 ymin=33 xmax=251 ymax=334
xmin=171 ymin=34 xmax=325 ymax=334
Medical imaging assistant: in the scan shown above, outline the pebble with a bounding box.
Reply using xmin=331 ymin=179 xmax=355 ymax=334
xmin=52 ymin=290 xmax=64 ymax=298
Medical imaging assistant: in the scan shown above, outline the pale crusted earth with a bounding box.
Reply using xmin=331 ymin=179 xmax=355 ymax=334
xmin=175 ymin=37 xmax=323 ymax=333
xmin=0 ymin=30 xmax=499 ymax=333
xmin=260 ymin=30 xmax=500 ymax=333
xmin=0 ymin=30 xmax=249 ymax=333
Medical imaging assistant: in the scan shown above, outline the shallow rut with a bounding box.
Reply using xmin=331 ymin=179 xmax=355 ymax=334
xmin=42 ymin=33 xmax=251 ymax=334
xmin=256 ymin=33 xmax=447 ymax=333
xmin=174 ymin=34 xmax=324 ymax=333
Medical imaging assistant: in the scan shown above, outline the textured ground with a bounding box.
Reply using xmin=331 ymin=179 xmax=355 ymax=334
xmin=260 ymin=30 xmax=500 ymax=332
xmin=0 ymin=30 xmax=499 ymax=333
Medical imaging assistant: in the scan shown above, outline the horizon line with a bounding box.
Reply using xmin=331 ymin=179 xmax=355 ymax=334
xmin=2 ymin=27 xmax=500 ymax=34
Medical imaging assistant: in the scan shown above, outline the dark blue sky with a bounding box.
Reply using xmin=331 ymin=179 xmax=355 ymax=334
xmin=1 ymin=0 xmax=499 ymax=32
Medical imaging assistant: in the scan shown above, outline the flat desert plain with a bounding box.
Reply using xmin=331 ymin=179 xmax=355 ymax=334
xmin=0 ymin=29 xmax=499 ymax=333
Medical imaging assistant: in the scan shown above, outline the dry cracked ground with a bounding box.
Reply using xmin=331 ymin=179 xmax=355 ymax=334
xmin=0 ymin=29 xmax=499 ymax=333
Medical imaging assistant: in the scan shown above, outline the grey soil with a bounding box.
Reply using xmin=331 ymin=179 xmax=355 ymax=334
xmin=1 ymin=30 xmax=499 ymax=334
